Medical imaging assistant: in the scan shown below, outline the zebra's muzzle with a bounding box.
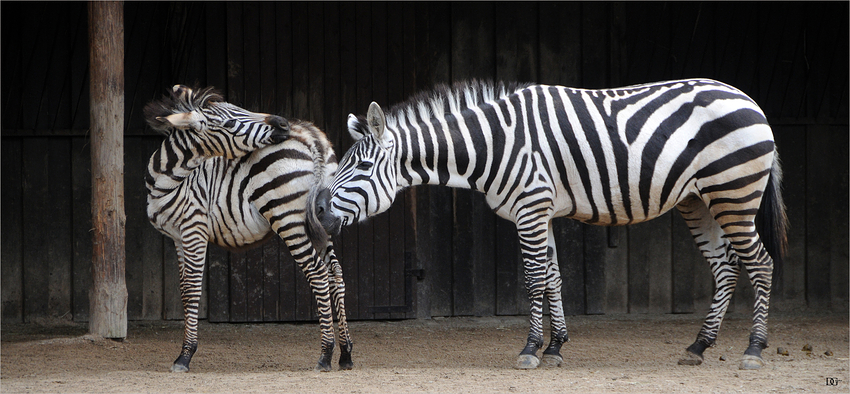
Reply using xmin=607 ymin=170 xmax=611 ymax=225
xmin=266 ymin=115 xmax=290 ymax=144
xmin=315 ymin=188 xmax=343 ymax=235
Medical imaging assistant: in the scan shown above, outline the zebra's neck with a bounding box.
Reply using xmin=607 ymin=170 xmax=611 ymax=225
xmin=388 ymin=95 xmax=516 ymax=192
xmin=146 ymin=130 xmax=208 ymax=199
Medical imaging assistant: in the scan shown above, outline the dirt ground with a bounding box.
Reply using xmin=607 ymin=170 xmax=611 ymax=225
xmin=2 ymin=312 xmax=847 ymax=393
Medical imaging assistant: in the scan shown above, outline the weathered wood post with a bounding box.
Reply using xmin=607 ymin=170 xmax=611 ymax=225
xmin=88 ymin=1 xmax=127 ymax=339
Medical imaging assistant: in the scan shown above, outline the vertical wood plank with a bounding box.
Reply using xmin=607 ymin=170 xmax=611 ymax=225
xmin=70 ymin=137 xmax=93 ymax=322
xmin=826 ymin=125 xmax=849 ymax=310
xmin=806 ymin=125 xmax=850 ymax=310
xmin=22 ymin=138 xmax=50 ymax=320
xmin=628 ymin=213 xmax=672 ymax=313
xmin=671 ymin=211 xmax=701 ymax=314
xmin=22 ymin=138 xmax=73 ymax=320
xmin=558 ymin=221 xmax=585 ymax=316
xmin=277 ymin=238 xmax=297 ymax=322
xmin=584 ymin=225 xmax=607 ymax=315
xmin=225 ymin=2 xmax=245 ymax=106
xmin=207 ymin=243 xmax=230 ymax=322
xmin=205 ymin=2 xmax=228 ymax=99
xmin=241 ymin=2 xmax=261 ymax=111
xmin=1 ymin=138 xmax=23 ymax=322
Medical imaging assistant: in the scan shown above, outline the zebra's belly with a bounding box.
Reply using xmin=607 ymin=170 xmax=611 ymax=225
xmin=208 ymin=204 xmax=274 ymax=249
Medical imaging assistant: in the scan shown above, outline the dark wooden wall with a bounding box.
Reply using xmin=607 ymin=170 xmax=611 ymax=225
xmin=2 ymin=2 xmax=847 ymax=324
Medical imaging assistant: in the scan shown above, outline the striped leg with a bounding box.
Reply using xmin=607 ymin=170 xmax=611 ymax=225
xmin=172 ymin=239 xmax=208 ymax=373
xmin=280 ymin=224 xmax=336 ymax=372
xmin=712 ymin=209 xmax=773 ymax=370
xmin=676 ymin=199 xmax=740 ymax=366
xmin=324 ymin=244 xmax=354 ymax=370
xmin=515 ymin=214 xmax=553 ymax=369
xmin=541 ymin=222 xmax=569 ymax=367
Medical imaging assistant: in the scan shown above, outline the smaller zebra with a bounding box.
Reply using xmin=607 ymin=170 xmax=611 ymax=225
xmin=144 ymin=85 xmax=352 ymax=372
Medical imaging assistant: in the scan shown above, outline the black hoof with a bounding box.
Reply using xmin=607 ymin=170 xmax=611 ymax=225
xmin=171 ymin=345 xmax=195 ymax=373
xmin=339 ymin=351 xmax=354 ymax=370
xmin=316 ymin=352 xmax=333 ymax=372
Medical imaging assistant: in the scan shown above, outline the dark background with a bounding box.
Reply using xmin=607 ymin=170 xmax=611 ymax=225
xmin=2 ymin=2 xmax=847 ymax=324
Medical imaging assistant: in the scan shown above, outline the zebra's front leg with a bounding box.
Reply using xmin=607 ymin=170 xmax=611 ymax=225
xmin=325 ymin=244 xmax=353 ymax=370
xmin=172 ymin=241 xmax=208 ymax=373
xmin=515 ymin=220 xmax=552 ymax=370
xmin=540 ymin=223 xmax=569 ymax=367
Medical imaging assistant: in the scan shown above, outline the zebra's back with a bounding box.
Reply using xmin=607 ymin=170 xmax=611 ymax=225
xmin=518 ymin=79 xmax=773 ymax=225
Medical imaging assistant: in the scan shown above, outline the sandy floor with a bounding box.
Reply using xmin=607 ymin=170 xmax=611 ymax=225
xmin=2 ymin=312 xmax=847 ymax=393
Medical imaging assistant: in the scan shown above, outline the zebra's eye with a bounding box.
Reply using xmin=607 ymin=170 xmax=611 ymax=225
xmin=356 ymin=161 xmax=373 ymax=171
xmin=223 ymin=119 xmax=237 ymax=129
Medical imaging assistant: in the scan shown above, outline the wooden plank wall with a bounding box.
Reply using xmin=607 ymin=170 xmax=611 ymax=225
xmin=1 ymin=2 xmax=847 ymax=324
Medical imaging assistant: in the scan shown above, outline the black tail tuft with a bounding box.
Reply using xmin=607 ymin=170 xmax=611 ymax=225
xmin=756 ymin=149 xmax=789 ymax=289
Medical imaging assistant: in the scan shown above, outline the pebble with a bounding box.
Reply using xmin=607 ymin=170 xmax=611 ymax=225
xmin=777 ymin=347 xmax=789 ymax=356
xmin=719 ymin=355 xmax=727 ymax=361
xmin=802 ymin=344 xmax=812 ymax=352
xmin=825 ymin=350 xmax=834 ymax=357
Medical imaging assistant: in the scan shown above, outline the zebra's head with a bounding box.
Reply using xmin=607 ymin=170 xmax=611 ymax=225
xmin=144 ymin=85 xmax=290 ymax=159
xmin=315 ymin=102 xmax=398 ymax=235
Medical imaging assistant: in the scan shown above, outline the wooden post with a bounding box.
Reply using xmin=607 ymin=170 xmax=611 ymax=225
xmin=88 ymin=1 xmax=127 ymax=339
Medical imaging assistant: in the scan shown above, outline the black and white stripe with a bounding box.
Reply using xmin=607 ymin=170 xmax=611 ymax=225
xmin=316 ymin=79 xmax=787 ymax=370
xmin=144 ymin=85 xmax=353 ymax=372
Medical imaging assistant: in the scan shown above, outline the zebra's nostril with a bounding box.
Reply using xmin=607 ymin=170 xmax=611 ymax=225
xmin=267 ymin=115 xmax=290 ymax=131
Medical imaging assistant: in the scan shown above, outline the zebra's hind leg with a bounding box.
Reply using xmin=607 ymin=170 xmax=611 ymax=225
xmin=675 ymin=199 xmax=740 ymax=367
xmin=172 ymin=241 xmax=208 ymax=373
xmin=540 ymin=222 xmax=568 ymax=368
xmin=714 ymin=216 xmax=773 ymax=370
xmin=324 ymin=244 xmax=354 ymax=370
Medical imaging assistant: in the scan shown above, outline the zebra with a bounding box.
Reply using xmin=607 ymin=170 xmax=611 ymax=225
xmin=313 ymin=79 xmax=787 ymax=370
xmin=144 ymin=85 xmax=353 ymax=372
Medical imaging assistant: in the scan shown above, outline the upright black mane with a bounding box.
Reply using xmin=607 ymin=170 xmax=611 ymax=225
xmin=144 ymin=85 xmax=224 ymax=134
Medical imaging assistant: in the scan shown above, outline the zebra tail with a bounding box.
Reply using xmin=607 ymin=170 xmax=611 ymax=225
xmin=306 ymin=183 xmax=330 ymax=260
xmin=756 ymin=148 xmax=789 ymax=286
xmin=305 ymin=141 xmax=331 ymax=261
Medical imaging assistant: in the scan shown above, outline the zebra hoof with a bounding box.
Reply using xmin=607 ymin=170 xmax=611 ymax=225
xmin=170 ymin=363 xmax=189 ymax=373
xmin=540 ymin=354 xmax=563 ymax=367
xmin=338 ymin=359 xmax=354 ymax=371
xmin=677 ymin=351 xmax=704 ymax=366
xmin=515 ymin=354 xmax=540 ymax=369
xmin=739 ymin=355 xmax=765 ymax=370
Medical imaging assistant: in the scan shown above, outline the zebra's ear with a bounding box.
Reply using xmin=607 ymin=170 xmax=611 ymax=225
xmin=156 ymin=112 xmax=195 ymax=129
xmin=366 ymin=102 xmax=387 ymax=140
xmin=347 ymin=114 xmax=368 ymax=141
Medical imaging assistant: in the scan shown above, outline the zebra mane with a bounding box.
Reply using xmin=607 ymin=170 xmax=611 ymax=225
xmin=144 ymin=85 xmax=224 ymax=134
xmin=382 ymin=80 xmax=532 ymax=130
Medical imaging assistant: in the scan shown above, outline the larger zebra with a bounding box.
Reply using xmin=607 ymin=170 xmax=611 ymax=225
xmin=144 ymin=85 xmax=352 ymax=372
xmin=314 ymin=79 xmax=787 ymax=370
